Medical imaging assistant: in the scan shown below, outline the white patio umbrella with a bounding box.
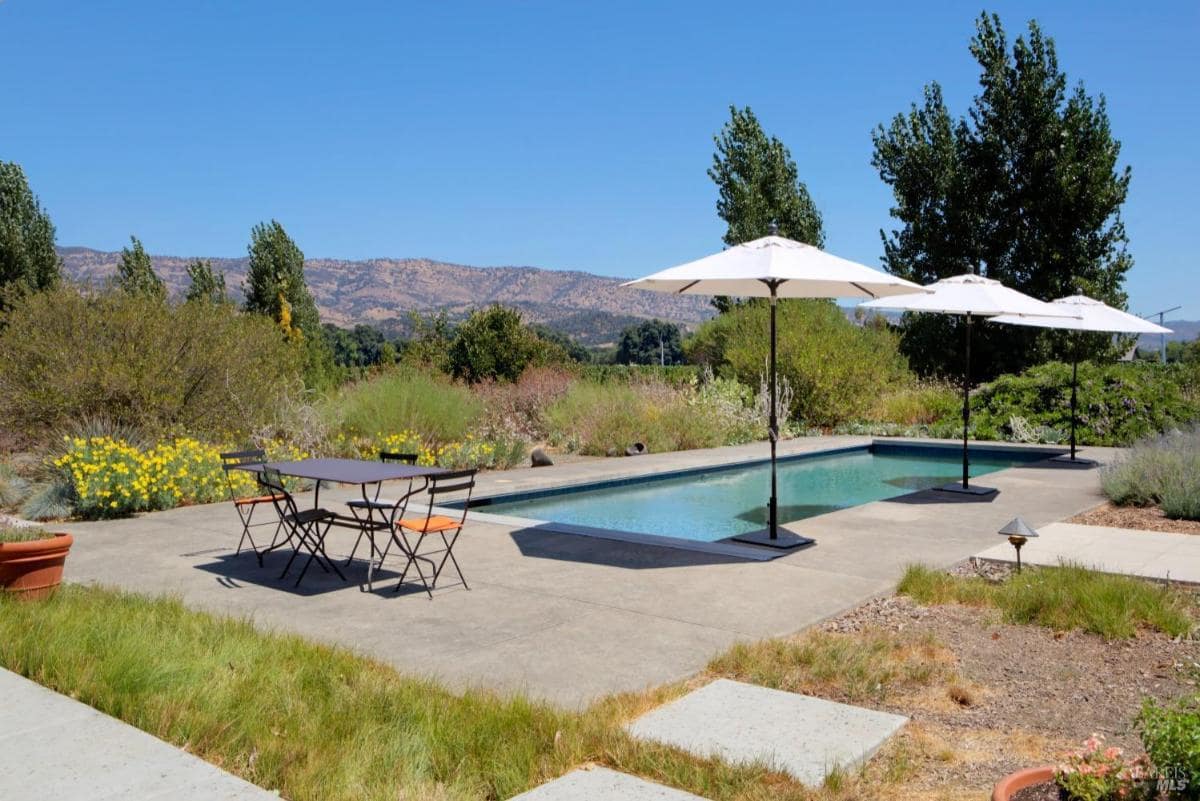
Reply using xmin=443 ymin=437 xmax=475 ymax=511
xmin=623 ymin=229 xmax=928 ymax=548
xmin=860 ymin=274 xmax=1079 ymax=495
xmin=989 ymin=295 xmax=1172 ymax=465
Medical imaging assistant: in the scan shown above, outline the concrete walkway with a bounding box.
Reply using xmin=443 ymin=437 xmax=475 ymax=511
xmin=975 ymin=521 xmax=1200 ymax=584
xmin=58 ymin=436 xmax=1116 ymax=708
xmin=0 ymin=669 xmax=275 ymax=801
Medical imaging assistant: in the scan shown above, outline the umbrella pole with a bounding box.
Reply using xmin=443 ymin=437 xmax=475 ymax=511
xmin=961 ymin=313 xmax=972 ymax=490
xmin=769 ymin=287 xmax=778 ymax=540
xmin=1070 ymin=353 xmax=1078 ymax=461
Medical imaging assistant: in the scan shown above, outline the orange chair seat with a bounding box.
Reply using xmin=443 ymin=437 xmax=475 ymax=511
xmin=234 ymin=493 xmax=285 ymax=507
xmin=397 ymin=515 xmax=462 ymax=534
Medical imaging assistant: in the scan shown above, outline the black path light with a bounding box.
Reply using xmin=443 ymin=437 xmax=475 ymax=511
xmin=998 ymin=517 xmax=1039 ymax=572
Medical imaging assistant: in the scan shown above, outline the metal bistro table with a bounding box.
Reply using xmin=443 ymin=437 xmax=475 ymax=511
xmin=238 ymin=458 xmax=445 ymax=587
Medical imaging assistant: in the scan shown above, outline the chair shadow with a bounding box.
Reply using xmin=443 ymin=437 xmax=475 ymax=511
xmin=195 ymin=550 xmax=403 ymax=597
xmin=508 ymin=524 xmax=754 ymax=569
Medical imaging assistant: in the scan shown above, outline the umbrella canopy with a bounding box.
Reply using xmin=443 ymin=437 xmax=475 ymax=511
xmin=858 ymin=273 xmax=1077 ymax=318
xmin=859 ymin=273 xmax=1079 ymax=495
xmin=624 ymin=232 xmax=928 ymax=547
xmin=622 ymin=234 xmax=927 ymax=300
xmin=988 ymin=295 xmax=1172 ymax=464
xmin=989 ymin=294 xmax=1172 ymax=334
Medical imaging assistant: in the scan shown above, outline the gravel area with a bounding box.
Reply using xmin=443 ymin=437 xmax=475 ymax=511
xmin=819 ymin=566 xmax=1199 ymax=798
xmin=1070 ymin=502 xmax=1200 ymax=535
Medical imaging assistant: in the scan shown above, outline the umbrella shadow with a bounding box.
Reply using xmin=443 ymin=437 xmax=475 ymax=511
xmin=509 ymin=525 xmax=753 ymax=569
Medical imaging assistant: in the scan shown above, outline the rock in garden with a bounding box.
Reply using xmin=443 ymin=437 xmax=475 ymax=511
xmin=625 ymin=442 xmax=648 ymax=456
xmin=530 ymin=448 xmax=553 ymax=467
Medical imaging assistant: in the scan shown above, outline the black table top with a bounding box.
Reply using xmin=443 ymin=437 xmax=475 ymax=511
xmin=236 ymin=458 xmax=445 ymax=485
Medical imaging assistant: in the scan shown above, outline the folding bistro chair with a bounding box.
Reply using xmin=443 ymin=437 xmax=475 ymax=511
xmin=391 ymin=469 xmax=476 ymax=597
xmin=256 ymin=466 xmax=348 ymax=588
xmin=220 ymin=449 xmax=285 ymax=565
xmin=344 ymin=451 xmax=419 ymax=566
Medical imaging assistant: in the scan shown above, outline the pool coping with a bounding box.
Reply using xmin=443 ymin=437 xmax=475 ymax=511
xmin=452 ymin=439 xmax=1068 ymax=562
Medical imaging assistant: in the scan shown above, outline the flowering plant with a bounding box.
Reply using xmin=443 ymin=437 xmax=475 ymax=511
xmin=1055 ymin=734 xmax=1151 ymax=801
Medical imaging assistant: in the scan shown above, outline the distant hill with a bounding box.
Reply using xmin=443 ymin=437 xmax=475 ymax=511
xmin=1137 ymin=319 xmax=1199 ymax=349
xmin=56 ymin=247 xmax=713 ymax=344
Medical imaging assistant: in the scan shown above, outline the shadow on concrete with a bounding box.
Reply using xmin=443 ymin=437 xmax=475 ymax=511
xmin=194 ymin=551 xmax=401 ymax=597
xmin=880 ymin=487 xmax=1001 ymax=506
xmin=508 ymin=525 xmax=751 ymax=569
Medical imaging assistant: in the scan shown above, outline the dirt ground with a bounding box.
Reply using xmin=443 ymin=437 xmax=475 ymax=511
xmin=1070 ymin=501 xmax=1200 ymax=535
xmin=820 ymin=587 xmax=1199 ymax=800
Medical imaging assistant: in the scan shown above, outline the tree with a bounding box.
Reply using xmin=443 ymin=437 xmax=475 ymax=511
xmin=184 ymin=258 xmax=228 ymax=304
xmin=243 ymin=220 xmax=320 ymax=339
xmin=615 ymin=319 xmax=684 ymax=365
xmin=708 ymin=106 xmax=824 ymax=313
xmin=0 ymin=161 xmax=60 ymax=310
xmin=530 ymin=324 xmax=591 ymax=363
xmin=116 ymin=236 xmax=165 ymax=298
xmin=872 ymin=13 xmax=1133 ymax=378
xmin=447 ymin=304 xmax=558 ymax=383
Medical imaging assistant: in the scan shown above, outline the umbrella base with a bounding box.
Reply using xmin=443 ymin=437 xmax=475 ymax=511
xmin=934 ymin=482 xmax=998 ymax=497
xmin=1049 ymin=454 xmax=1098 ymax=469
xmin=731 ymin=529 xmax=815 ymax=550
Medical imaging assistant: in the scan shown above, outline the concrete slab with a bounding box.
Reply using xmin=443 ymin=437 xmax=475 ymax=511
xmin=975 ymin=521 xmax=1200 ymax=585
xmin=0 ymin=669 xmax=275 ymax=801
xmin=626 ymin=679 xmax=908 ymax=785
xmin=58 ymin=436 xmax=1117 ymax=708
xmin=507 ymin=767 xmax=709 ymax=800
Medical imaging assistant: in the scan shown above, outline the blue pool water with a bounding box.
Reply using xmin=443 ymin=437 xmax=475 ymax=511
xmin=475 ymin=446 xmax=1047 ymax=542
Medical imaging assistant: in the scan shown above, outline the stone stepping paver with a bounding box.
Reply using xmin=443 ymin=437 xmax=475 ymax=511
xmin=975 ymin=522 xmax=1200 ymax=585
xmin=0 ymin=669 xmax=277 ymax=801
xmin=626 ymin=678 xmax=907 ymax=786
xmin=507 ymin=766 xmax=710 ymax=800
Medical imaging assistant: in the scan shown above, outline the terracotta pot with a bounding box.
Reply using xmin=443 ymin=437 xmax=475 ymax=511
xmin=993 ymin=766 xmax=1056 ymax=801
xmin=0 ymin=533 xmax=74 ymax=600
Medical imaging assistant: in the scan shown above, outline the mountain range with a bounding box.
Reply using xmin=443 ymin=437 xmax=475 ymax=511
xmin=56 ymin=247 xmax=714 ymax=346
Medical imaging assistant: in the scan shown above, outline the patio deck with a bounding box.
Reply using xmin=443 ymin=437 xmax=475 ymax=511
xmin=58 ymin=436 xmax=1115 ymax=708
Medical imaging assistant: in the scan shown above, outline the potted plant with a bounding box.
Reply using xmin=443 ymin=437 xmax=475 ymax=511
xmin=993 ymin=735 xmax=1151 ymax=801
xmin=0 ymin=526 xmax=74 ymax=600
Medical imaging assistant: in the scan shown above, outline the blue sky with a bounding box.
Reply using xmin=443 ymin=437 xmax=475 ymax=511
xmin=3 ymin=1 xmax=1196 ymax=317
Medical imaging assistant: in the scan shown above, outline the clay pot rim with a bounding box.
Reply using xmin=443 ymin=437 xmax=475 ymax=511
xmin=993 ymin=765 xmax=1056 ymax=801
xmin=0 ymin=532 xmax=74 ymax=555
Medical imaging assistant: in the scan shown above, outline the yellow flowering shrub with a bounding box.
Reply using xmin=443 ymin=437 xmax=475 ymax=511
xmin=55 ymin=436 xmax=311 ymax=520
xmin=329 ymin=429 xmax=519 ymax=470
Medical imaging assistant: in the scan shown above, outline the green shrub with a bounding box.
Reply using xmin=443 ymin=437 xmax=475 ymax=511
xmin=867 ymin=381 xmax=960 ymax=425
xmin=1101 ymin=428 xmax=1200 ymax=516
xmin=19 ymin=479 xmax=74 ymax=521
xmin=321 ymin=367 xmax=483 ymax=445
xmin=965 ymin=361 xmax=1200 ymax=447
xmin=0 ymin=461 xmax=29 ymax=509
xmin=576 ymin=364 xmax=700 ymax=387
xmin=447 ymin=304 xmax=565 ymax=383
xmin=544 ymin=377 xmax=758 ymax=455
xmin=0 ymin=285 xmax=303 ymax=443
xmin=686 ymin=300 xmax=911 ymax=427
xmin=1138 ymin=695 xmax=1200 ymax=800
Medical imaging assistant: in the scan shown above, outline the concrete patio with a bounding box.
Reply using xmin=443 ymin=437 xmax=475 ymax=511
xmin=59 ymin=436 xmax=1116 ymax=708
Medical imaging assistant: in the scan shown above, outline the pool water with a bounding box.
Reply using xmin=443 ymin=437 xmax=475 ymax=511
xmin=477 ymin=446 xmax=1045 ymax=542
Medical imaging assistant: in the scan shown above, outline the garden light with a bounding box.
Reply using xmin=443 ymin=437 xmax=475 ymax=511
xmin=998 ymin=517 xmax=1039 ymax=572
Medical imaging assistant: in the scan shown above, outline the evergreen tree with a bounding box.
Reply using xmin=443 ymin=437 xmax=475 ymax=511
xmin=242 ymin=220 xmax=320 ymax=339
xmin=707 ymin=106 xmax=825 ymax=312
xmin=0 ymin=161 xmax=61 ymax=310
xmin=872 ymin=13 xmax=1133 ymax=378
xmin=184 ymin=258 xmax=228 ymax=304
xmin=615 ymin=319 xmax=684 ymax=365
xmin=116 ymin=236 xmax=165 ymax=298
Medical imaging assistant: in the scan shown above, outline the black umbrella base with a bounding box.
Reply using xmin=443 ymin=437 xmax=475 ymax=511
xmin=934 ymin=482 xmax=998 ymax=497
xmin=1049 ymin=455 xmax=1098 ymax=469
xmin=731 ymin=529 xmax=816 ymax=550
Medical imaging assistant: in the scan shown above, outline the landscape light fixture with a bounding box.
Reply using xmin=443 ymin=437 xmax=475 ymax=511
xmin=998 ymin=517 xmax=1039 ymax=572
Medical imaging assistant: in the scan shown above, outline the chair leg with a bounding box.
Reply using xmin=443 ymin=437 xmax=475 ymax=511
xmin=432 ymin=529 xmax=468 ymax=591
xmin=393 ymin=531 xmax=433 ymax=598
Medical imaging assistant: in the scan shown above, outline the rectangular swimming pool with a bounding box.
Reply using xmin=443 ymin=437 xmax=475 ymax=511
xmin=468 ymin=443 xmax=1051 ymax=544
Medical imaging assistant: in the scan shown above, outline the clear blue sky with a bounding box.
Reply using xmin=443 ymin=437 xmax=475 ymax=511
xmin=3 ymin=1 xmax=1196 ymax=317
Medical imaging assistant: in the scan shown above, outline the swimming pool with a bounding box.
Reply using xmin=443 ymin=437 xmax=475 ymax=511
xmin=468 ymin=443 xmax=1050 ymax=544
